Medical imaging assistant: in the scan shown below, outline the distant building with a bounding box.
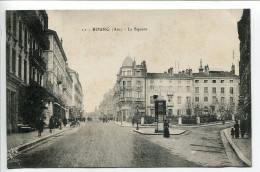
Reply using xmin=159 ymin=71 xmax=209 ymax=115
xmin=113 ymin=57 xmax=147 ymax=122
xmin=238 ymin=9 xmax=251 ymax=134
xmin=100 ymin=56 xmax=240 ymax=123
xmin=6 ymin=10 xmax=49 ymax=133
xmin=98 ymin=89 xmax=115 ymax=120
xmin=43 ymin=29 xmax=72 ymax=123
xmin=67 ymin=67 xmax=83 ymax=119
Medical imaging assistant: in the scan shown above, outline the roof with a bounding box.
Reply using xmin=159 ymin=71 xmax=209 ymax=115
xmin=193 ymin=71 xmax=239 ymax=78
xmin=147 ymin=73 xmax=191 ymax=79
xmin=122 ymin=56 xmax=133 ymax=67
xmin=46 ymin=29 xmax=67 ymax=62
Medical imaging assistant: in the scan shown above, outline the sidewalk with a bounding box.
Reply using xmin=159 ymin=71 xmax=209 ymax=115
xmin=223 ymin=128 xmax=252 ymax=166
xmin=7 ymin=125 xmax=75 ymax=160
xmin=133 ymin=128 xmax=186 ymax=135
xmin=113 ymin=121 xmax=133 ymax=127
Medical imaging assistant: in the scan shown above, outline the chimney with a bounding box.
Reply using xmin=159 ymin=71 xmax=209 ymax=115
xmin=189 ymin=69 xmax=193 ymax=77
xmin=205 ymin=65 xmax=209 ymax=75
xmin=230 ymin=64 xmax=235 ymax=75
xmin=186 ymin=69 xmax=189 ymax=74
xmin=199 ymin=59 xmax=204 ymax=73
xmin=182 ymin=70 xmax=185 ymax=74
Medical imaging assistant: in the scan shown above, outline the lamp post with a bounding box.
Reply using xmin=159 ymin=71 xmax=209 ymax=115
xmin=136 ymin=105 xmax=139 ymax=130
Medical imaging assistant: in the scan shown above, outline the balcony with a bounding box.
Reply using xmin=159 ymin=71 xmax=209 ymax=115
xmin=135 ymin=98 xmax=145 ymax=102
xmin=29 ymin=49 xmax=46 ymax=72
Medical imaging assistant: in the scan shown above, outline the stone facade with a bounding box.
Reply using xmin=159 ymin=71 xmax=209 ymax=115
xmin=6 ymin=10 xmax=49 ymax=133
xmin=100 ymin=56 xmax=240 ymax=122
xmin=238 ymin=9 xmax=251 ymax=134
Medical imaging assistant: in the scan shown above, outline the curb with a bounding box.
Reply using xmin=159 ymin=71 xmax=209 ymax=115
xmin=223 ymin=128 xmax=252 ymax=167
xmin=133 ymin=129 xmax=186 ymax=135
xmin=7 ymin=128 xmax=71 ymax=161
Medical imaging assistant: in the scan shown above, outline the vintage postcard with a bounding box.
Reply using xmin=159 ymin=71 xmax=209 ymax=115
xmin=3 ymin=9 xmax=251 ymax=168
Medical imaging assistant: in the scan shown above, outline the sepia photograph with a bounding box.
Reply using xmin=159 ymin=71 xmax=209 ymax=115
xmin=3 ymin=8 xmax=252 ymax=168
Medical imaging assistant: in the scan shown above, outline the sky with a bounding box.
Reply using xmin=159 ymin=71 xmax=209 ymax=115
xmin=46 ymin=9 xmax=243 ymax=113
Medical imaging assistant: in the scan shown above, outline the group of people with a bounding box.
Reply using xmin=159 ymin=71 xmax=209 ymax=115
xmin=231 ymin=120 xmax=248 ymax=139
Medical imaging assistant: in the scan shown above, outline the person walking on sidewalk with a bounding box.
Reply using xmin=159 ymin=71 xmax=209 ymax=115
xmin=234 ymin=120 xmax=240 ymax=138
xmin=49 ymin=116 xmax=54 ymax=133
xmin=36 ymin=118 xmax=45 ymax=136
xmin=240 ymin=120 xmax=246 ymax=138
xmin=163 ymin=120 xmax=170 ymax=138
xmin=63 ymin=117 xmax=68 ymax=127
xmin=231 ymin=128 xmax=235 ymax=138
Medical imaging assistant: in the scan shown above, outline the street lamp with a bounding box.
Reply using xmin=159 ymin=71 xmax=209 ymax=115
xmin=136 ymin=105 xmax=139 ymax=130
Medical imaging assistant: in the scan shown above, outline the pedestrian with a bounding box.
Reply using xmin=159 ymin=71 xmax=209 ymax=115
xmin=240 ymin=120 xmax=246 ymax=138
xmin=163 ymin=120 xmax=170 ymax=138
xmin=49 ymin=116 xmax=54 ymax=133
xmin=36 ymin=117 xmax=45 ymax=136
xmin=57 ymin=119 xmax=62 ymax=130
xmin=231 ymin=128 xmax=235 ymax=138
xmin=132 ymin=117 xmax=135 ymax=126
xmin=63 ymin=117 xmax=68 ymax=127
xmin=234 ymin=120 xmax=240 ymax=138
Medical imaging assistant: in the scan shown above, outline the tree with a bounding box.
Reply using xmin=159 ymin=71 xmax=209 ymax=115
xmin=19 ymin=82 xmax=49 ymax=128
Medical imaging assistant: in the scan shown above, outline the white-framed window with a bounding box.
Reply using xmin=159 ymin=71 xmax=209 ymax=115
xmin=195 ymin=97 xmax=199 ymax=102
xmin=195 ymin=87 xmax=199 ymax=93
xmin=212 ymin=87 xmax=216 ymax=94
xmin=204 ymin=87 xmax=208 ymax=93
xmin=204 ymin=97 xmax=208 ymax=102
xmin=230 ymin=87 xmax=234 ymax=94
xmin=177 ymin=96 xmax=181 ymax=104
xmin=221 ymin=87 xmax=225 ymax=94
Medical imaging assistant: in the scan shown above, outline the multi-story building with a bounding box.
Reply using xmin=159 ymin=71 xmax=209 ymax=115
xmin=6 ymin=10 xmax=49 ymax=133
xmin=146 ymin=69 xmax=193 ymax=118
xmin=192 ymin=61 xmax=240 ymax=119
xmin=98 ymin=89 xmax=115 ymax=120
xmin=67 ymin=68 xmax=83 ymax=119
xmin=102 ymin=56 xmax=240 ymax=124
xmin=43 ymin=29 xmax=70 ymax=123
xmin=114 ymin=57 xmax=147 ymax=122
xmin=238 ymin=9 xmax=251 ymax=134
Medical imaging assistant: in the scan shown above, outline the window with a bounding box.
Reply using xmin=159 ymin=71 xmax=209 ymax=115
xmin=6 ymin=44 xmax=10 ymax=71
xmin=137 ymin=91 xmax=141 ymax=98
xmin=13 ymin=12 xmax=17 ymax=38
xmin=122 ymin=71 xmax=126 ymax=76
xmin=230 ymin=80 xmax=234 ymax=83
xmin=150 ymin=96 xmax=154 ymax=104
xmin=168 ymin=96 xmax=173 ymax=103
xmin=212 ymin=96 xmax=216 ymax=104
xmin=195 ymin=87 xmax=199 ymax=93
xmin=177 ymin=109 xmax=182 ymax=115
xmin=128 ymin=91 xmax=132 ymax=98
xmin=12 ymin=49 xmax=16 ymax=74
xmin=186 ymin=86 xmax=190 ymax=92
xmin=221 ymin=87 xmax=225 ymax=94
xmin=19 ymin=20 xmax=23 ymax=44
xmin=204 ymin=87 xmax=208 ymax=94
xmin=24 ymin=28 xmax=28 ymax=49
xmin=195 ymin=80 xmax=199 ymax=83
xmin=195 ymin=97 xmax=199 ymax=102
xmin=221 ymin=97 xmax=225 ymax=104
xmin=212 ymin=80 xmax=216 ymax=83
xmin=204 ymin=97 xmax=208 ymax=102
xmin=230 ymin=87 xmax=234 ymax=94
xmin=18 ymin=55 xmax=22 ymax=78
xmin=127 ymin=70 xmax=132 ymax=76
xmin=159 ymin=86 xmax=163 ymax=91
xmin=136 ymin=71 xmax=141 ymax=76
xmin=150 ymin=86 xmax=154 ymax=90
xmin=212 ymin=87 xmax=216 ymax=94
xmin=150 ymin=109 xmax=155 ymax=116
xmin=123 ymin=81 xmax=126 ymax=88
xmin=221 ymin=80 xmax=224 ymax=83
xmin=127 ymin=81 xmax=131 ymax=87
xmin=168 ymin=109 xmax=173 ymax=115
xmin=177 ymin=96 xmax=182 ymax=104
xmin=204 ymin=80 xmax=208 ymax=83
xmin=230 ymin=97 xmax=234 ymax=104
xmin=177 ymin=86 xmax=181 ymax=92
xmin=136 ymin=81 xmax=141 ymax=88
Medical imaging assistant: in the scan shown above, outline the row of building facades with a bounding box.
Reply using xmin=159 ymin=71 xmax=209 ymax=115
xmin=6 ymin=10 xmax=83 ymax=133
xmin=99 ymin=56 xmax=240 ymax=122
xmin=99 ymin=9 xmax=251 ymax=127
